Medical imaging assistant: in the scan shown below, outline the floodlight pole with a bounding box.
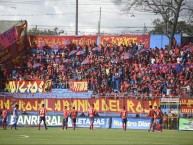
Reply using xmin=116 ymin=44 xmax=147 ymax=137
xmin=98 ymin=7 xmax=101 ymax=35
xmin=75 ymin=0 xmax=78 ymax=36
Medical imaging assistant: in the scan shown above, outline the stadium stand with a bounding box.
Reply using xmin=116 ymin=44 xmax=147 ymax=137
xmin=4 ymin=41 xmax=193 ymax=99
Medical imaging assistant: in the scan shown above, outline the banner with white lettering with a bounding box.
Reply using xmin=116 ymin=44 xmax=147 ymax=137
xmin=69 ymin=80 xmax=88 ymax=92
xmin=9 ymin=115 xmax=61 ymax=127
xmin=111 ymin=118 xmax=150 ymax=129
xmin=9 ymin=115 xmax=110 ymax=128
xmin=180 ymin=98 xmax=193 ymax=114
xmin=70 ymin=117 xmax=110 ymax=128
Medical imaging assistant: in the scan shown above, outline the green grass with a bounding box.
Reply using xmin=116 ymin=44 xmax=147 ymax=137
xmin=0 ymin=128 xmax=193 ymax=145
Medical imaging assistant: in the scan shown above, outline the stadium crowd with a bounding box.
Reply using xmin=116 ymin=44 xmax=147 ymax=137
xmin=3 ymin=41 xmax=193 ymax=98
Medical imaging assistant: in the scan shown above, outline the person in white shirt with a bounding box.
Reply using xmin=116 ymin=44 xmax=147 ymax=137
xmin=177 ymin=57 xmax=182 ymax=63
xmin=138 ymin=43 xmax=143 ymax=51
xmin=11 ymin=104 xmax=19 ymax=130
xmin=151 ymin=57 xmax=155 ymax=64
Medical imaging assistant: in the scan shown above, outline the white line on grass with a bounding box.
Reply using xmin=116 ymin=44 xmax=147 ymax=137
xmin=19 ymin=135 xmax=29 ymax=138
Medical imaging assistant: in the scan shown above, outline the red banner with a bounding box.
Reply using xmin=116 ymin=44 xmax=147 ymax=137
xmin=4 ymin=80 xmax=52 ymax=93
xmin=180 ymin=98 xmax=193 ymax=114
xmin=15 ymin=22 xmax=27 ymax=40
xmin=30 ymin=35 xmax=98 ymax=49
xmin=0 ymin=97 xmax=159 ymax=114
xmin=0 ymin=22 xmax=27 ymax=74
xmin=0 ymin=48 xmax=11 ymax=64
xmin=69 ymin=80 xmax=88 ymax=92
xmin=0 ymin=27 xmax=17 ymax=49
xmin=100 ymin=35 xmax=150 ymax=49
xmin=29 ymin=35 xmax=150 ymax=49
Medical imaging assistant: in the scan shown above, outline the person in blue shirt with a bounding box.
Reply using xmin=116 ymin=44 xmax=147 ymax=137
xmin=11 ymin=104 xmax=19 ymax=130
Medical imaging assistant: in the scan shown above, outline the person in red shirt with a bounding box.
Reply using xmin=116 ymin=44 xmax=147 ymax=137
xmin=155 ymin=106 xmax=163 ymax=132
xmin=62 ymin=106 xmax=69 ymax=130
xmin=120 ymin=106 xmax=128 ymax=131
xmin=147 ymin=105 xmax=155 ymax=132
xmin=1 ymin=106 xmax=7 ymax=130
xmin=38 ymin=104 xmax=47 ymax=130
xmin=88 ymin=104 xmax=96 ymax=130
xmin=70 ymin=107 xmax=78 ymax=130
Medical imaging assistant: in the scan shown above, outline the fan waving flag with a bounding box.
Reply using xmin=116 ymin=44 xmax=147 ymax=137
xmin=186 ymin=44 xmax=193 ymax=52
xmin=81 ymin=59 xmax=92 ymax=65
xmin=63 ymin=59 xmax=72 ymax=63
xmin=16 ymin=21 xmax=27 ymax=39
xmin=123 ymin=52 xmax=132 ymax=60
xmin=69 ymin=50 xmax=77 ymax=56
xmin=51 ymin=44 xmax=60 ymax=49
xmin=111 ymin=58 xmax=121 ymax=63
xmin=139 ymin=49 xmax=149 ymax=54
xmin=92 ymin=47 xmax=100 ymax=51
xmin=37 ymin=42 xmax=46 ymax=49
xmin=76 ymin=50 xmax=85 ymax=55
xmin=33 ymin=63 xmax=42 ymax=68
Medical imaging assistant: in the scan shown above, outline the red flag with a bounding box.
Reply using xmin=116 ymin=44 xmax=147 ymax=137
xmin=16 ymin=22 xmax=27 ymax=39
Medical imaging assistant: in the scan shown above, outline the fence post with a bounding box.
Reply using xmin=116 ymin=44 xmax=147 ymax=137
xmin=54 ymin=95 xmax=57 ymax=115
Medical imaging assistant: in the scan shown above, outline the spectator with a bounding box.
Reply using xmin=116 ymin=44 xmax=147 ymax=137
xmin=6 ymin=41 xmax=193 ymax=99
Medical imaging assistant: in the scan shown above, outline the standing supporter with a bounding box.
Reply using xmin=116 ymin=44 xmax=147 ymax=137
xmin=155 ymin=106 xmax=163 ymax=132
xmin=162 ymin=112 xmax=168 ymax=129
xmin=1 ymin=106 xmax=7 ymax=130
xmin=62 ymin=106 xmax=69 ymax=130
xmin=88 ymin=104 xmax=96 ymax=130
xmin=70 ymin=107 xmax=78 ymax=130
xmin=120 ymin=106 xmax=128 ymax=131
xmin=158 ymin=107 xmax=164 ymax=132
xmin=38 ymin=104 xmax=47 ymax=130
xmin=147 ymin=105 xmax=155 ymax=132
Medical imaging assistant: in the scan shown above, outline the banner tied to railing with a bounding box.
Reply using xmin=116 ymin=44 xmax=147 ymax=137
xmin=0 ymin=97 xmax=159 ymax=114
xmin=180 ymin=98 xmax=193 ymax=114
xmin=68 ymin=79 xmax=88 ymax=92
xmin=4 ymin=80 xmax=52 ymax=93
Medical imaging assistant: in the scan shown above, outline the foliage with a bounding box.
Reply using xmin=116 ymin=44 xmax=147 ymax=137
xmin=28 ymin=26 xmax=64 ymax=36
xmin=113 ymin=0 xmax=193 ymax=49
xmin=151 ymin=18 xmax=193 ymax=36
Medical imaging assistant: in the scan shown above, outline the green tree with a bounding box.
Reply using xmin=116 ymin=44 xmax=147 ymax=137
xmin=151 ymin=19 xmax=193 ymax=36
xmin=28 ymin=26 xmax=64 ymax=36
xmin=113 ymin=0 xmax=193 ymax=49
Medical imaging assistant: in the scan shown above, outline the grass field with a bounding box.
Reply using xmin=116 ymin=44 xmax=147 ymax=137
xmin=0 ymin=127 xmax=193 ymax=145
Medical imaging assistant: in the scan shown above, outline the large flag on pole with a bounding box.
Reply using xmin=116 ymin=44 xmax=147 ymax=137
xmin=96 ymin=35 xmax=100 ymax=46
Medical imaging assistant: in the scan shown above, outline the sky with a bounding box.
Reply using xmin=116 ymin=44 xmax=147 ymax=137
xmin=0 ymin=0 xmax=162 ymax=35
